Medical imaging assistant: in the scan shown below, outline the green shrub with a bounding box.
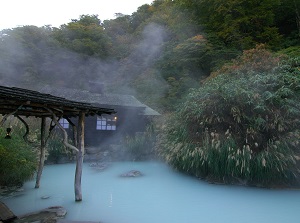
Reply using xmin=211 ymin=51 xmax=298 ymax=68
xmin=124 ymin=124 xmax=157 ymax=160
xmin=277 ymin=46 xmax=300 ymax=58
xmin=0 ymin=127 xmax=37 ymax=186
xmin=46 ymin=131 xmax=73 ymax=163
xmin=157 ymin=53 xmax=300 ymax=186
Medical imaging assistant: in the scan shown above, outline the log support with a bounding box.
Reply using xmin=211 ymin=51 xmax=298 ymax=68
xmin=75 ymin=112 xmax=85 ymax=201
xmin=35 ymin=117 xmax=46 ymax=188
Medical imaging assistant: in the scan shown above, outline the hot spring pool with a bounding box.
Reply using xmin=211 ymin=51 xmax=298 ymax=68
xmin=2 ymin=161 xmax=300 ymax=223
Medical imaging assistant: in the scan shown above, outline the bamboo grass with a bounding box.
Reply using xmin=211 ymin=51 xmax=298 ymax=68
xmin=157 ymin=56 xmax=300 ymax=187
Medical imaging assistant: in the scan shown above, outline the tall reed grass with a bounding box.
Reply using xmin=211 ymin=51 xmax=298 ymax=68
xmin=159 ymin=128 xmax=298 ymax=186
xmin=157 ymin=56 xmax=300 ymax=187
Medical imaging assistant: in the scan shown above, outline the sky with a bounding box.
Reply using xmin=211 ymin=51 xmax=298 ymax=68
xmin=0 ymin=0 xmax=154 ymax=30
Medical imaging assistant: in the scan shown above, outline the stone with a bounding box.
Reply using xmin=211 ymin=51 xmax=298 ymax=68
xmin=89 ymin=162 xmax=110 ymax=171
xmin=120 ymin=170 xmax=142 ymax=177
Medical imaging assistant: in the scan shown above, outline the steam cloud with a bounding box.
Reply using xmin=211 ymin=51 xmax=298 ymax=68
xmin=0 ymin=23 xmax=169 ymax=99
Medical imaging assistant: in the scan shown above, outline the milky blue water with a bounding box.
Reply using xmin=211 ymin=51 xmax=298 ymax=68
xmin=2 ymin=161 xmax=300 ymax=223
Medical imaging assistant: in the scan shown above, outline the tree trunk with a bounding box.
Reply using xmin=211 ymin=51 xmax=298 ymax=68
xmin=35 ymin=117 xmax=47 ymax=188
xmin=74 ymin=112 xmax=85 ymax=201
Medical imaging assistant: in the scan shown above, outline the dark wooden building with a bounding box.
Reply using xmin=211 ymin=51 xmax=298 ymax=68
xmin=39 ymin=86 xmax=160 ymax=147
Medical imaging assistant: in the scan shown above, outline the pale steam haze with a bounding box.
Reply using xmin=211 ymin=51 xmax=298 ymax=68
xmin=0 ymin=0 xmax=153 ymax=30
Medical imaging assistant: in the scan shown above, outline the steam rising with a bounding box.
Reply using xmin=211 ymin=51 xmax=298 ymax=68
xmin=0 ymin=23 xmax=168 ymax=99
xmin=115 ymin=23 xmax=169 ymax=96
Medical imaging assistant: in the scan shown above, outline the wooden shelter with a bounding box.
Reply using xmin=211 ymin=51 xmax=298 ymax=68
xmin=0 ymin=85 xmax=115 ymax=201
xmin=39 ymin=85 xmax=160 ymax=147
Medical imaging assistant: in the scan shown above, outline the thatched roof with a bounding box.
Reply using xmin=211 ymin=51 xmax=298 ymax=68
xmin=39 ymin=86 xmax=160 ymax=116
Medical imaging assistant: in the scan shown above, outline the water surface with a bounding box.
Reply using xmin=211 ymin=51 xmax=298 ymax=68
xmin=2 ymin=161 xmax=300 ymax=223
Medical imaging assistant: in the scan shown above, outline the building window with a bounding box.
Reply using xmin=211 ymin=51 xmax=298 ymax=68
xmin=96 ymin=116 xmax=117 ymax=130
xmin=59 ymin=118 xmax=69 ymax=129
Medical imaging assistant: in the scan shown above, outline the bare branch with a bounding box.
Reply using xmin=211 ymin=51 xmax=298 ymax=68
xmin=45 ymin=120 xmax=56 ymax=144
xmin=44 ymin=108 xmax=79 ymax=152
xmin=16 ymin=115 xmax=35 ymax=143
xmin=0 ymin=105 xmax=23 ymax=126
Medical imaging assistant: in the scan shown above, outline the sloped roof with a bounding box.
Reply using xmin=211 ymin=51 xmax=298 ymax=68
xmin=39 ymin=86 xmax=160 ymax=116
xmin=143 ymin=106 xmax=161 ymax=116
xmin=0 ymin=85 xmax=115 ymax=118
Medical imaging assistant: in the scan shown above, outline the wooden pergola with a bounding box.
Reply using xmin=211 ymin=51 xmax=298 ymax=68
xmin=0 ymin=85 xmax=115 ymax=201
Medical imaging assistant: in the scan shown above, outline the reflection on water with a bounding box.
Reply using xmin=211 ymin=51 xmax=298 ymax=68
xmin=2 ymin=161 xmax=300 ymax=223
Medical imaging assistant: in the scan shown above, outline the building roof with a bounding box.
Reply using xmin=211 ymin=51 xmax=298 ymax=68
xmin=0 ymin=85 xmax=115 ymax=118
xmin=39 ymin=86 xmax=160 ymax=116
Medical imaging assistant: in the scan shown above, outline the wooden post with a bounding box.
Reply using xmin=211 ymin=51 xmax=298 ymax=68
xmin=35 ymin=117 xmax=46 ymax=188
xmin=74 ymin=112 xmax=85 ymax=201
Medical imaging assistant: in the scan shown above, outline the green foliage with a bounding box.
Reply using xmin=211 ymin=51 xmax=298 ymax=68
xmin=124 ymin=134 xmax=148 ymax=160
xmin=166 ymin=35 xmax=212 ymax=74
xmin=103 ymin=15 xmax=135 ymax=59
xmin=210 ymin=44 xmax=282 ymax=78
xmin=0 ymin=26 xmax=56 ymax=88
xmin=159 ymin=129 xmax=298 ymax=185
xmin=274 ymin=0 xmax=300 ymax=46
xmin=1 ymin=0 xmax=299 ymax=114
xmin=0 ymin=128 xmax=37 ymax=186
xmin=46 ymin=131 xmax=73 ymax=163
xmin=123 ymin=124 xmax=157 ymax=160
xmin=53 ymin=15 xmax=112 ymax=58
xmin=0 ymin=0 xmax=299 ymax=137
xmin=132 ymin=68 xmax=168 ymax=111
xmin=277 ymin=46 xmax=300 ymax=58
xmin=130 ymin=3 xmax=155 ymax=30
xmin=0 ymin=18 xmax=112 ymax=90
xmin=176 ymin=0 xmax=284 ymax=50
xmin=157 ymin=51 xmax=300 ymax=186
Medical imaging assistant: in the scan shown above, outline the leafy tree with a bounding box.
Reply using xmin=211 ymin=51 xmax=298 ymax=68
xmin=130 ymin=3 xmax=155 ymax=30
xmin=169 ymin=35 xmax=212 ymax=74
xmin=209 ymin=44 xmax=281 ymax=79
xmin=176 ymin=0 xmax=284 ymax=50
xmin=103 ymin=15 xmax=136 ymax=59
xmin=53 ymin=15 xmax=112 ymax=58
xmin=128 ymin=0 xmax=206 ymax=110
xmin=0 ymin=25 xmax=58 ymax=88
xmin=0 ymin=17 xmax=116 ymax=90
xmin=0 ymin=0 xmax=299 ymax=118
